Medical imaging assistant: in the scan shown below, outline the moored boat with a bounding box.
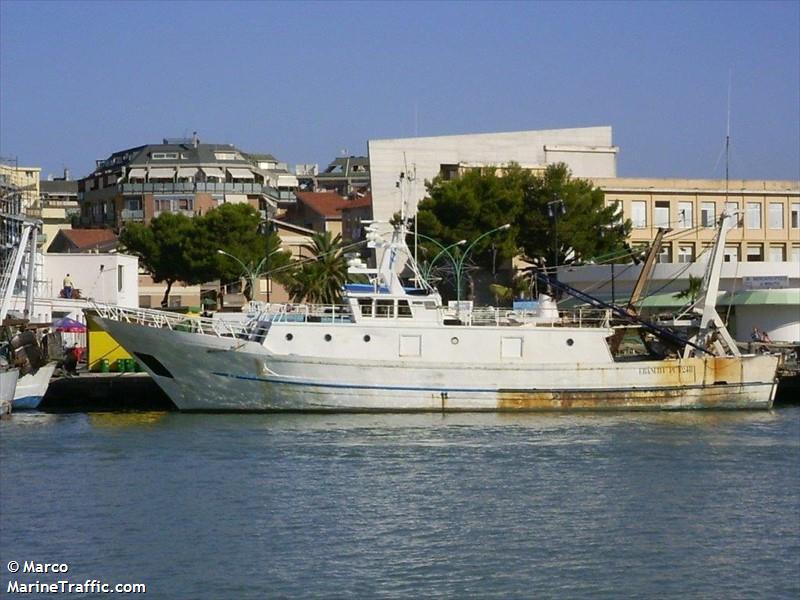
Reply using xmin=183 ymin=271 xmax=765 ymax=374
xmin=1 ymin=367 xmax=18 ymax=404
xmin=12 ymin=362 xmax=56 ymax=409
xmin=90 ymin=213 xmax=780 ymax=412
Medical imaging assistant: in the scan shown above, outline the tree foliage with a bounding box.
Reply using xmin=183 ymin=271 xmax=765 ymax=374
xmin=675 ymin=274 xmax=703 ymax=303
xmin=417 ymin=163 xmax=631 ymax=270
xmin=119 ymin=203 xmax=291 ymax=306
xmin=286 ymin=231 xmax=348 ymax=304
xmin=119 ymin=212 xmax=199 ymax=307
xmin=201 ymin=204 xmax=292 ymax=301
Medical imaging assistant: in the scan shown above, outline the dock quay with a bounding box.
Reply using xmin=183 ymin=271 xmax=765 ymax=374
xmin=41 ymin=372 xmax=175 ymax=412
xmin=27 ymin=368 xmax=798 ymax=412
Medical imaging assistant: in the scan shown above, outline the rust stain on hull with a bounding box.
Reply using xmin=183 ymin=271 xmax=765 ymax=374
xmin=496 ymin=385 xmax=773 ymax=411
xmin=497 ymin=356 xmax=779 ymax=411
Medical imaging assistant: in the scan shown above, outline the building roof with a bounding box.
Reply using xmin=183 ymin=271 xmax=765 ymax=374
xmin=341 ymin=193 xmax=372 ymax=211
xmin=269 ymin=219 xmax=317 ymax=236
xmin=86 ymin=139 xmax=274 ymax=179
xmin=48 ymin=228 xmax=118 ymax=252
xmin=295 ymin=192 xmax=350 ymax=219
xmin=317 ymin=156 xmax=370 ymax=178
xmin=244 ymin=152 xmax=278 ymax=163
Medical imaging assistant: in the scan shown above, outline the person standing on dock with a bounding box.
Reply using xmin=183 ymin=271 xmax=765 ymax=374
xmin=63 ymin=274 xmax=74 ymax=299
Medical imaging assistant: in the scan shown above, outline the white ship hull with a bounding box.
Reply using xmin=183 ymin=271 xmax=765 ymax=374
xmin=13 ymin=363 xmax=56 ymax=409
xmin=94 ymin=316 xmax=778 ymax=412
xmin=1 ymin=369 xmax=19 ymax=403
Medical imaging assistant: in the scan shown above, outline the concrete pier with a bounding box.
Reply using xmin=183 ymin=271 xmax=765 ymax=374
xmin=41 ymin=372 xmax=175 ymax=412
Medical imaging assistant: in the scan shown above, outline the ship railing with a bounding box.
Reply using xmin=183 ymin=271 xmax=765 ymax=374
xmin=254 ymin=302 xmax=354 ymax=324
xmin=460 ymin=307 xmax=611 ymax=328
xmin=90 ymin=303 xmax=253 ymax=339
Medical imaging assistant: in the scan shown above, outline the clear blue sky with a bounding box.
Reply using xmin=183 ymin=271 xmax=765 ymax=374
xmin=1 ymin=0 xmax=798 ymax=181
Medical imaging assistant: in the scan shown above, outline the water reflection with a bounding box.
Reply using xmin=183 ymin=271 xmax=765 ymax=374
xmin=87 ymin=411 xmax=169 ymax=429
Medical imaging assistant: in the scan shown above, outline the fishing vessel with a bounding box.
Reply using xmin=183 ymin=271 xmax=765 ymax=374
xmin=89 ymin=209 xmax=780 ymax=412
xmin=1 ymin=218 xmax=56 ymax=409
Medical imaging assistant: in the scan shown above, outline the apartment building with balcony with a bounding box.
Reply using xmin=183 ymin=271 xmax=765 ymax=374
xmin=0 ymin=161 xmax=40 ymax=213
xmin=313 ymin=156 xmax=371 ymax=196
xmin=78 ymin=137 xmax=296 ymax=230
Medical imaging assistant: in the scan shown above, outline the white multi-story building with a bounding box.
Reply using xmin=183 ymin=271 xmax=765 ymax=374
xmin=367 ymin=126 xmax=618 ymax=221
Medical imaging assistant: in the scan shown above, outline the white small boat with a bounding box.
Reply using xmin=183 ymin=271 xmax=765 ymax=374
xmin=90 ymin=211 xmax=780 ymax=412
xmin=1 ymin=368 xmax=18 ymax=403
xmin=12 ymin=363 xmax=56 ymax=409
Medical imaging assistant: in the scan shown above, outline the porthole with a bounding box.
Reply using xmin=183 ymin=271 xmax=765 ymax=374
xmin=324 ymin=334 xmax=332 ymax=342
xmin=566 ymin=338 xmax=574 ymax=346
xmin=285 ymin=333 xmax=293 ymax=341
xmin=363 ymin=335 xmax=371 ymax=342
xmin=451 ymin=337 xmax=459 ymax=345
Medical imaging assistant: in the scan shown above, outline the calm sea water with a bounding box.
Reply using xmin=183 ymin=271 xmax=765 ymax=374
xmin=1 ymin=408 xmax=799 ymax=599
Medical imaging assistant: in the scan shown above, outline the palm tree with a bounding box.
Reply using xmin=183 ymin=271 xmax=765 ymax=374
xmin=287 ymin=232 xmax=348 ymax=304
xmin=674 ymin=275 xmax=703 ymax=304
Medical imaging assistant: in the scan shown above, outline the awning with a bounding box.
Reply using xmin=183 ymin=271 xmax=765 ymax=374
xmin=275 ymin=174 xmax=299 ymax=187
xmin=562 ymin=288 xmax=800 ymax=309
xmin=226 ymin=167 xmax=255 ymax=179
xmin=128 ymin=168 xmax=147 ymax=179
xmin=176 ymin=167 xmax=197 ymax=178
xmin=727 ymin=289 xmax=800 ymax=306
xmin=52 ymin=317 xmax=87 ymax=332
xmin=201 ymin=167 xmax=225 ymax=179
xmin=148 ymin=168 xmax=175 ymax=180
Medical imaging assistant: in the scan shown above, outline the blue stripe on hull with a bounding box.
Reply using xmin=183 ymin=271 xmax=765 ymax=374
xmin=13 ymin=395 xmax=43 ymax=410
xmin=210 ymin=371 xmax=771 ymax=394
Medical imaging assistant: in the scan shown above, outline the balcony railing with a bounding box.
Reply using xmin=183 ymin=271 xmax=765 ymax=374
xmin=120 ymin=182 xmax=267 ymax=194
xmin=80 ymin=181 xmax=296 ymax=205
xmin=121 ymin=209 xmax=145 ymax=221
xmin=154 ymin=209 xmax=194 ymax=218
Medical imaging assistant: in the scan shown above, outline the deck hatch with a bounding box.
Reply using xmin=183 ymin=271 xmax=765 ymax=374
xmin=501 ymin=337 xmax=523 ymax=358
xmin=399 ymin=335 xmax=422 ymax=357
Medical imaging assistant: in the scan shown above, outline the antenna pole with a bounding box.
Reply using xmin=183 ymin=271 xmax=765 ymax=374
xmin=726 ymin=67 xmax=732 ymax=185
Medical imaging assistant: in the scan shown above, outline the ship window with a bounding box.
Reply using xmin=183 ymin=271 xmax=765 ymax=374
xmin=363 ymin=335 xmax=371 ymax=342
xmin=566 ymin=338 xmax=574 ymax=346
xmin=285 ymin=333 xmax=293 ymax=341
xmin=357 ymin=298 xmax=373 ymax=317
xmin=451 ymin=337 xmax=459 ymax=345
xmin=375 ymin=299 xmax=394 ymax=318
xmin=324 ymin=334 xmax=332 ymax=341
xmin=397 ymin=300 xmax=412 ymax=318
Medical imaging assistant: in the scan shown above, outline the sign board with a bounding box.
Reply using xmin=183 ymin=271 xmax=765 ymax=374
xmin=743 ymin=275 xmax=789 ymax=290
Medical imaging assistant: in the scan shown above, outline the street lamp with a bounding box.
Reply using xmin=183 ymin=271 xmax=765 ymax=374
xmin=546 ymin=199 xmax=566 ymax=277
xmin=412 ymin=224 xmax=511 ymax=303
xmin=414 ymin=233 xmax=466 ymax=285
xmin=217 ymin=248 xmax=281 ymax=303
